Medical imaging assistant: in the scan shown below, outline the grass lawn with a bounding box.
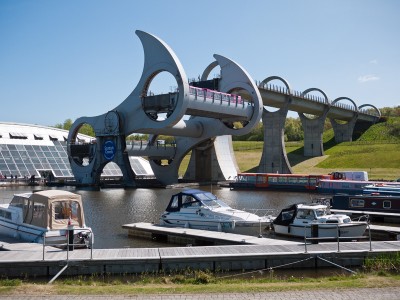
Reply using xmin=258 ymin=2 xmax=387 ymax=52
xmin=179 ymin=141 xmax=400 ymax=181
xmin=1 ymin=273 xmax=400 ymax=296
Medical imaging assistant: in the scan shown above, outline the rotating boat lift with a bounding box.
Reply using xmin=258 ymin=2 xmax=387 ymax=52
xmin=67 ymin=30 xmax=263 ymax=187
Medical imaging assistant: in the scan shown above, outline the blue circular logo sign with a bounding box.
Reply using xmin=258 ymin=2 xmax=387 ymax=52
xmin=103 ymin=140 xmax=116 ymax=160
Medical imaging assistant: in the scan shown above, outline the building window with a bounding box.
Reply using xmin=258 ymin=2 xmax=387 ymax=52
xmin=350 ymin=199 xmax=365 ymax=208
xmin=383 ymin=201 xmax=391 ymax=209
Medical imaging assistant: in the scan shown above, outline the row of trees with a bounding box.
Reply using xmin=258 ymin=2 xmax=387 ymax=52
xmin=54 ymin=119 xmax=95 ymax=137
xmin=53 ymin=106 xmax=398 ymax=142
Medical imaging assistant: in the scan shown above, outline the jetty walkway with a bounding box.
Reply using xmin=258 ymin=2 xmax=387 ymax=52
xmin=1 ymin=234 xmax=400 ymax=278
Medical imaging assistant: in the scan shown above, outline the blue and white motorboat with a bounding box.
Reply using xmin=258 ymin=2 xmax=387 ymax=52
xmin=160 ymin=189 xmax=275 ymax=236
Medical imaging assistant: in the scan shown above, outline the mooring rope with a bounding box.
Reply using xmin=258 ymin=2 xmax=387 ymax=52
xmin=316 ymin=255 xmax=357 ymax=274
xmin=217 ymin=256 xmax=315 ymax=279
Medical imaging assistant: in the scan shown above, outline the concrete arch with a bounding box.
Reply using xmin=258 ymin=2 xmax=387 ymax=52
xmin=301 ymin=88 xmax=330 ymax=105
xmin=299 ymin=88 xmax=330 ymax=157
xmin=261 ymin=76 xmax=292 ymax=95
xmin=358 ymin=104 xmax=381 ymax=118
xmin=258 ymin=76 xmax=293 ymax=173
xmin=329 ymin=97 xmax=359 ymax=143
xmin=331 ymin=97 xmax=358 ymax=112
xmin=201 ymin=61 xmax=219 ymax=81
xmin=67 ymin=116 xmax=100 ymax=171
xmin=214 ymin=54 xmax=263 ymax=136
xmin=116 ymin=30 xmax=190 ymax=131
xmin=261 ymin=76 xmax=293 ymax=114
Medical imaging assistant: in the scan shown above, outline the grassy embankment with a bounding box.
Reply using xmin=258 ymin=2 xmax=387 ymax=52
xmin=1 ymin=270 xmax=400 ymax=296
xmin=179 ymin=119 xmax=400 ymax=181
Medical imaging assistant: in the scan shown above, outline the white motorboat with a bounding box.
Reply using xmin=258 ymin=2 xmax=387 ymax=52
xmin=159 ymin=189 xmax=275 ymax=236
xmin=0 ymin=190 xmax=93 ymax=248
xmin=272 ymin=203 xmax=368 ymax=239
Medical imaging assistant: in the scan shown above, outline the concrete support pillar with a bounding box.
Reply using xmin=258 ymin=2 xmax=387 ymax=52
xmin=299 ymin=113 xmax=325 ymax=157
xmin=330 ymin=97 xmax=359 ymax=143
xmin=299 ymin=113 xmax=328 ymax=157
xmin=258 ymin=108 xmax=292 ymax=174
xmin=330 ymin=116 xmax=358 ymax=143
xmin=299 ymin=88 xmax=330 ymax=157
xmin=183 ymin=135 xmax=239 ymax=182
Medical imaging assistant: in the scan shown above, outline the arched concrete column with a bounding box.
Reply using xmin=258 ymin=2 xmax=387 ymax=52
xmin=330 ymin=97 xmax=358 ymax=143
xmin=299 ymin=88 xmax=330 ymax=157
xmin=258 ymin=76 xmax=293 ymax=173
xmin=183 ymin=135 xmax=239 ymax=182
xmin=352 ymin=104 xmax=382 ymax=139
xmin=358 ymin=104 xmax=381 ymax=120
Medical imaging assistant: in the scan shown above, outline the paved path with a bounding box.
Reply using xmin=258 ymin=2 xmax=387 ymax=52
xmin=2 ymin=288 xmax=400 ymax=300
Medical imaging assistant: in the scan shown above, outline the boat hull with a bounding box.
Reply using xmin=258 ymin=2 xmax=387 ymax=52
xmin=160 ymin=217 xmax=270 ymax=236
xmin=273 ymin=223 xmax=367 ymax=239
xmin=0 ymin=218 xmax=92 ymax=248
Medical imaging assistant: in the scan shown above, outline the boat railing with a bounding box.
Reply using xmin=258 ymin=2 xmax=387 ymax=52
xmin=242 ymin=208 xmax=277 ymax=219
xmin=303 ymin=223 xmax=372 ymax=253
xmin=42 ymin=227 xmax=94 ymax=261
xmin=352 ymin=214 xmax=370 ymax=222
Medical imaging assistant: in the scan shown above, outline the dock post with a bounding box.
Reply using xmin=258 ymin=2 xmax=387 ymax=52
xmin=311 ymin=224 xmax=318 ymax=244
xmin=68 ymin=217 xmax=74 ymax=251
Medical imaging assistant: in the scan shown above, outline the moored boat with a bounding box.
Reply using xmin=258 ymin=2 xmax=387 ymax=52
xmin=0 ymin=190 xmax=93 ymax=248
xmin=330 ymin=193 xmax=400 ymax=213
xmin=159 ymin=189 xmax=275 ymax=236
xmin=229 ymin=173 xmax=332 ymax=192
xmin=362 ymin=183 xmax=400 ymax=196
xmin=272 ymin=203 xmax=368 ymax=239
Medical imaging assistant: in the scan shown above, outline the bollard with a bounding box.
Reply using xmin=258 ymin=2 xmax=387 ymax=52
xmin=311 ymin=224 xmax=319 ymax=244
xmin=67 ymin=217 xmax=74 ymax=251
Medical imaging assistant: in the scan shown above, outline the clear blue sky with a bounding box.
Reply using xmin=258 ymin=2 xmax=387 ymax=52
xmin=1 ymin=0 xmax=399 ymax=126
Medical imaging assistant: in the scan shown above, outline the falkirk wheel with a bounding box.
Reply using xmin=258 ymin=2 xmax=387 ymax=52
xmin=67 ymin=30 xmax=263 ymax=187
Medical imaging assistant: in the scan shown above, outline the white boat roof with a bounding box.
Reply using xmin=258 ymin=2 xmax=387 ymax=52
xmin=297 ymin=204 xmax=327 ymax=210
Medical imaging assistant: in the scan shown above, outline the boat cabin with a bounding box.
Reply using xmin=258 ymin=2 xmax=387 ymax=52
xmin=273 ymin=203 xmax=350 ymax=226
xmin=9 ymin=190 xmax=86 ymax=229
xmin=164 ymin=189 xmax=229 ymax=212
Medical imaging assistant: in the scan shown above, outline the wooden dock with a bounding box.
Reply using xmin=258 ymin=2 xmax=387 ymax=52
xmin=2 ymin=222 xmax=400 ymax=279
xmin=2 ymin=221 xmax=400 ymax=279
xmin=122 ymin=222 xmax=299 ymax=246
xmin=1 ymin=236 xmax=400 ymax=278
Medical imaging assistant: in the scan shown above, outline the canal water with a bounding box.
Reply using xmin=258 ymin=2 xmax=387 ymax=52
xmin=0 ymin=185 xmax=313 ymax=249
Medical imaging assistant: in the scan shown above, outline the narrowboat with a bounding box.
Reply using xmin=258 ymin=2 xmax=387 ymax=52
xmin=330 ymin=194 xmax=400 ymax=214
xmin=229 ymin=173 xmax=332 ymax=192
xmin=362 ymin=183 xmax=400 ymax=196
xmin=316 ymin=179 xmax=371 ymax=195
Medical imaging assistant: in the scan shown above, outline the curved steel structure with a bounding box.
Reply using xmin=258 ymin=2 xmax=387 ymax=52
xmin=67 ymin=31 xmax=262 ymax=186
xmin=67 ymin=30 xmax=381 ymax=186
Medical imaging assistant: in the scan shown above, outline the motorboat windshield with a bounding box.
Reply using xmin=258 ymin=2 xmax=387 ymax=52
xmin=165 ymin=189 xmax=231 ymax=213
xmin=315 ymin=207 xmax=329 ymax=217
xmin=193 ymin=192 xmax=230 ymax=209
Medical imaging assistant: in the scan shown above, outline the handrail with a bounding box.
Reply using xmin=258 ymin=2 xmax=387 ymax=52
xmin=303 ymin=222 xmax=371 ymax=253
xmin=189 ymin=86 xmax=245 ymax=108
xmin=42 ymin=228 xmax=94 ymax=261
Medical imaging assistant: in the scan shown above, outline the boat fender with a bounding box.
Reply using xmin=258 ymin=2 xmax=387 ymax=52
xmin=232 ymin=220 xmax=236 ymax=230
xmin=217 ymin=223 xmax=222 ymax=232
xmin=184 ymin=222 xmax=189 ymax=228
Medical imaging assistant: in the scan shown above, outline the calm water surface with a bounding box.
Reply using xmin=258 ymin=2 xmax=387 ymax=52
xmin=0 ymin=185 xmax=313 ymax=249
